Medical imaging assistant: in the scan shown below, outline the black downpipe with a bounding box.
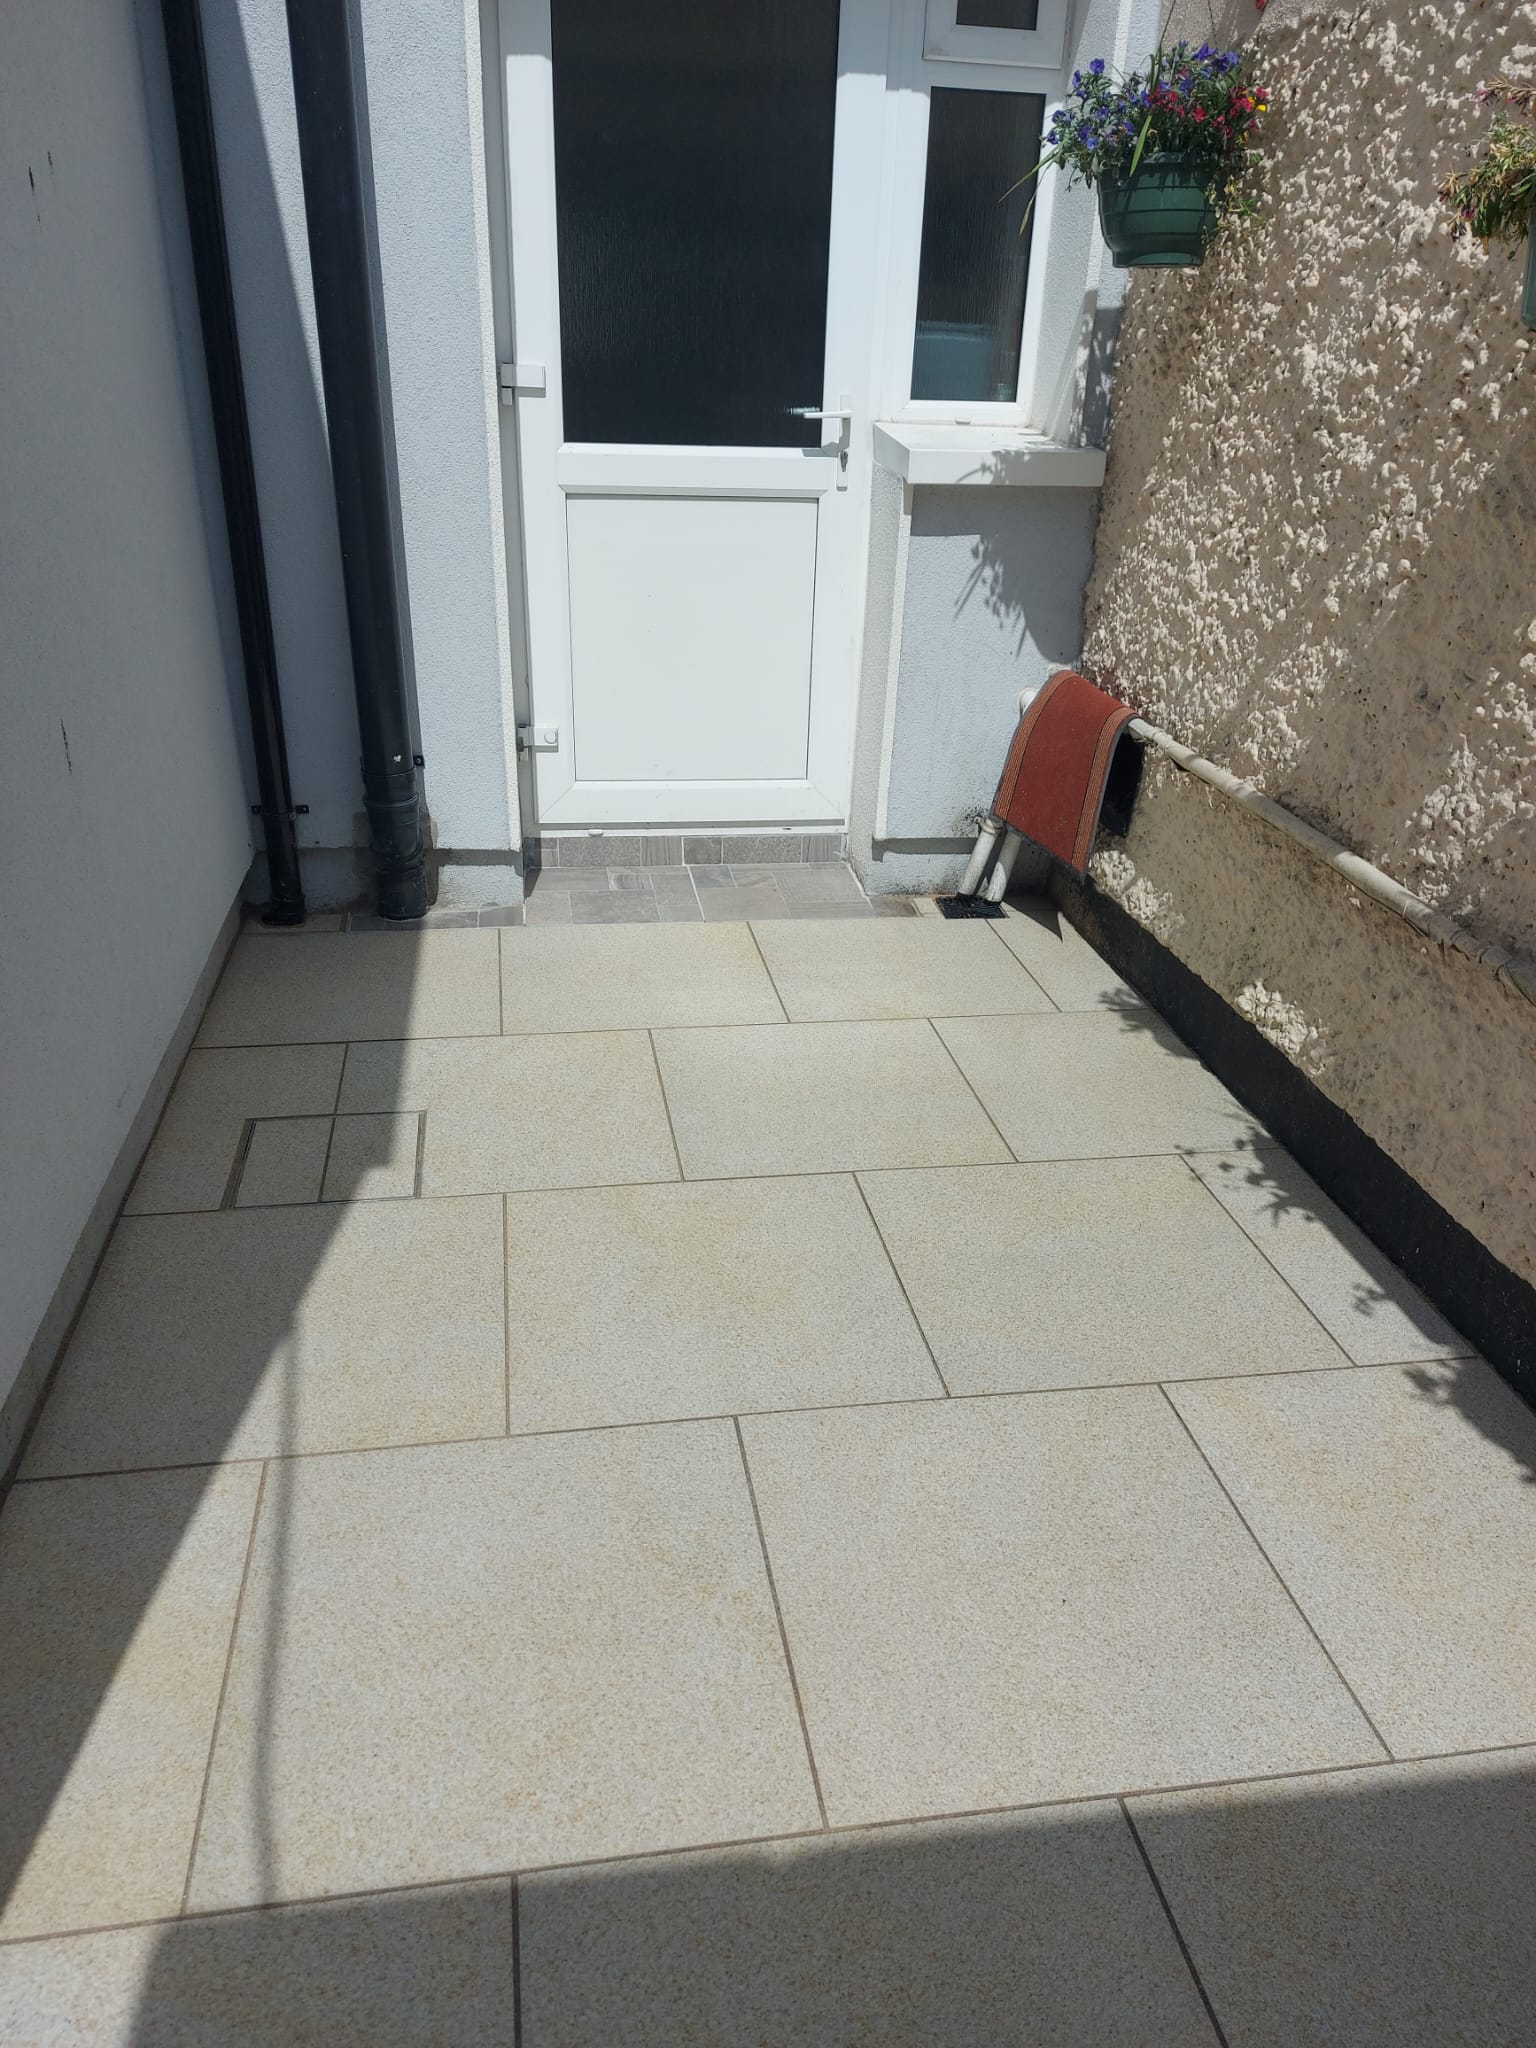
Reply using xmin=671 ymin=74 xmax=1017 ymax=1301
xmin=283 ymin=0 xmax=428 ymax=920
xmin=159 ymin=0 xmax=306 ymax=925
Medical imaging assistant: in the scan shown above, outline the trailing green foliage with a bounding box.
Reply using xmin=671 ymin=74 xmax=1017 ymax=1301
xmin=1441 ymin=79 xmax=1536 ymax=246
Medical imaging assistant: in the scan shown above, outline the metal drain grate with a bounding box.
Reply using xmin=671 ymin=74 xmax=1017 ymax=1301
xmin=934 ymin=895 xmax=1005 ymax=920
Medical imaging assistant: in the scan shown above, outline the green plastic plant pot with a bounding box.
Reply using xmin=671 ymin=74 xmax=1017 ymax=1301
xmin=1097 ymin=153 xmax=1218 ymax=268
xmin=1523 ymin=200 xmax=1536 ymax=330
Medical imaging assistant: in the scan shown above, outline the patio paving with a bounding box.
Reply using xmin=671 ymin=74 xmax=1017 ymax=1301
xmin=2 ymin=892 xmax=1532 ymax=2044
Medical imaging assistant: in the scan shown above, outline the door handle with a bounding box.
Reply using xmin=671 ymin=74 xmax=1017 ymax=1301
xmin=788 ymin=395 xmax=853 ymax=488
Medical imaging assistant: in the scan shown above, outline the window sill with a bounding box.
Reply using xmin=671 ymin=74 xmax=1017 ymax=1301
xmin=871 ymin=423 xmax=1106 ymax=489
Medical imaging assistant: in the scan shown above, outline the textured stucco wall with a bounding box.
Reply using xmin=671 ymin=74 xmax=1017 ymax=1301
xmin=1082 ymin=0 xmax=1536 ymax=1284
xmin=0 ymin=0 xmax=253 ymax=1438
xmin=206 ymin=0 xmax=520 ymax=903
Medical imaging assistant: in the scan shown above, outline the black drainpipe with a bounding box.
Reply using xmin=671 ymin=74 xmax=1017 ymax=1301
xmin=283 ymin=0 xmax=428 ymax=920
xmin=159 ymin=0 xmax=306 ymax=925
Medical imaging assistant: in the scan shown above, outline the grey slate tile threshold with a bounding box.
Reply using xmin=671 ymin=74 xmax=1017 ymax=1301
xmin=323 ymin=860 xmax=917 ymax=930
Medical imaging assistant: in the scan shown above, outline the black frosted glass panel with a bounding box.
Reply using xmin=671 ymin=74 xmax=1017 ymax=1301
xmin=911 ymin=88 xmax=1044 ymax=404
xmin=957 ymin=0 xmax=1040 ymax=26
xmin=550 ymin=0 xmax=839 ymax=447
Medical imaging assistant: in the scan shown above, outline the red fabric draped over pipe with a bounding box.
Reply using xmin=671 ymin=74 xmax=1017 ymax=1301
xmin=991 ymin=670 xmax=1137 ymax=875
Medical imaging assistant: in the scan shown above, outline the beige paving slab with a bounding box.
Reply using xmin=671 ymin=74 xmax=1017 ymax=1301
xmin=520 ymin=1803 xmax=1216 ymax=2048
xmin=126 ymin=1045 xmax=343 ymax=1214
xmin=752 ymin=917 xmax=1052 ymax=1022
xmin=505 ymin=1177 xmax=942 ymax=1433
xmin=860 ymin=1159 xmax=1348 ymax=1393
xmin=187 ymin=1425 xmax=821 ymax=1908
xmin=0 ymin=1465 xmax=260 ymax=1938
xmin=321 ymin=1111 xmax=418 ymax=1201
xmin=995 ymin=899 xmax=1149 ymax=1011
xmin=0 ymin=1879 xmax=516 ymax=2045
xmin=740 ymin=1391 xmax=1381 ymax=1826
xmin=499 ymin=922 xmax=784 ymax=1033
xmin=936 ymin=1010 xmax=1267 ymax=1159
xmin=196 ymin=930 xmax=500 ymax=1046
xmin=234 ymin=1116 xmax=331 ymax=1207
xmin=1188 ymin=1148 xmax=1471 ymax=1364
xmin=1128 ymin=1749 xmax=1536 ymax=2048
xmin=338 ymin=1032 xmax=678 ymax=1194
xmin=654 ymin=1020 xmax=1011 ymax=1179
xmin=23 ymin=1198 xmax=505 ymax=1477
xmin=1168 ymin=1362 xmax=1536 ymax=1755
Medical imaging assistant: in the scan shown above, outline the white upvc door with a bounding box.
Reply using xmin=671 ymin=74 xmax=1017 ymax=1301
xmin=498 ymin=0 xmax=888 ymax=830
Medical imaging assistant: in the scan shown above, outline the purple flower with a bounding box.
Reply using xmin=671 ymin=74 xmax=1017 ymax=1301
xmin=1089 ymin=57 xmax=1106 ymax=75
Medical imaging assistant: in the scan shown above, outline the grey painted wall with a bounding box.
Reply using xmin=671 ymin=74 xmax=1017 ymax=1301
xmin=889 ymin=485 xmax=1099 ymax=836
xmin=0 ymin=0 xmax=253 ymax=1436
xmin=206 ymin=0 xmax=521 ymax=905
xmin=850 ymin=476 xmax=1099 ymax=894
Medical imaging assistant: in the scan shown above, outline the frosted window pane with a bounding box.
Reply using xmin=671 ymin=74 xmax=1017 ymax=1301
xmin=550 ymin=0 xmax=840 ymax=447
xmin=911 ymin=87 xmax=1044 ymax=404
xmin=957 ymin=0 xmax=1040 ymax=26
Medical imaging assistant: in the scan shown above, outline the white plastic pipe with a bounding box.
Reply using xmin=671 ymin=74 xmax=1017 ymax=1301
xmin=982 ymin=828 xmax=1023 ymax=903
xmin=1126 ymin=717 xmax=1536 ymax=1008
xmin=957 ymin=814 xmax=1002 ymax=897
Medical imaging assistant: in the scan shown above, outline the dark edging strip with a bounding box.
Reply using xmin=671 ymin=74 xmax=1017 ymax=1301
xmin=1053 ymin=871 xmax=1536 ymax=1411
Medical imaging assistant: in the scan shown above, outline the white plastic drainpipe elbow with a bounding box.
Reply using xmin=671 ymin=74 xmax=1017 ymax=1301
xmin=957 ymin=814 xmax=1002 ymax=897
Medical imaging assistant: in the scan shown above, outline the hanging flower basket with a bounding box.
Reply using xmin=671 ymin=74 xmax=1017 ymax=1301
xmin=1018 ymin=44 xmax=1268 ymax=269
xmin=1097 ymin=152 xmax=1218 ymax=268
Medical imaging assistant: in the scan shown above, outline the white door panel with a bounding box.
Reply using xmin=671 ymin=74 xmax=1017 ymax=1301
xmin=567 ymin=495 xmax=819 ymax=785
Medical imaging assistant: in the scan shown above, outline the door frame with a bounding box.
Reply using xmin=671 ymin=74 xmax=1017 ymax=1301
xmin=494 ymin=0 xmax=893 ymax=831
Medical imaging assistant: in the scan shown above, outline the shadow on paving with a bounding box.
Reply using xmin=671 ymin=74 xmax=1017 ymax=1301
xmin=0 ymin=914 xmax=423 ymax=1951
xmin=0 ymin=1753 xmax=1530 ymax=2043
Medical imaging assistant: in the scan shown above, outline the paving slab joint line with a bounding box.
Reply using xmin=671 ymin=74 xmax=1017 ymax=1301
xmin=180 ymin=1459 xmax=269 ymax=1915
xmin=980 ymin=916 xmax=1063 ymax=1012
xmin=1118 ymin=1797 xmax=1231 ymax=2047
xmin=1155 ymin=1383 xmax=1396 ymax=1761
xmin=9 ymin=1741 xmax=1536 ymax=1950
xmin=922 ymin=1016 xmax=1019 ymax=1163
xmin=1173 ymin=1153 xmax=1359 ymax=1368
xmin=15 ymin=1355 xmax=1464 ymax=1492
xmin=744 ymin=920 xmax=792 ymax=1023
xmin=852 ymin=1171 xmax=952 ymax=1396
xmin=510 ymin=1873 xmax=524 ymax=2048
xmin=314 ymin=1110 xmax=341 ymax=1208
xmin=502 ymin=1194 xmax=513 ymax=1436
xmin=220 ymin=1120 xmax=256 ymax=1211
xmin=732 ymin=1416 xmax=829 ymax=1828
xmin=647 ymin=1029 xmax=687 ymax=1181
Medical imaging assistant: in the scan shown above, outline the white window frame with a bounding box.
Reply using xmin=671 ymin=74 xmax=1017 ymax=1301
xmin=923 ymin=0 xmax=1068 ymax=72
xmin=876 ymin=0 xmax=1064 ymax=426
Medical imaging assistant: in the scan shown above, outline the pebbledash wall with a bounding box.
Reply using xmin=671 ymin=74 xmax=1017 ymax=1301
xmin=1078 ymin=0 xmax=1536 ymax=1296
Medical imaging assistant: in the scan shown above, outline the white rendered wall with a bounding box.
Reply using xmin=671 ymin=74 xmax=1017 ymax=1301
xmin=205 ymin=0 xmax=521 ymax=905
xmin=0 ymin=0 xmax=254 ymax=1443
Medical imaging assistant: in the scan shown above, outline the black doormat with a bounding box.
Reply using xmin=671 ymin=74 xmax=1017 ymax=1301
xmin=934 ymin=895 xmax=1004 ymax=919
